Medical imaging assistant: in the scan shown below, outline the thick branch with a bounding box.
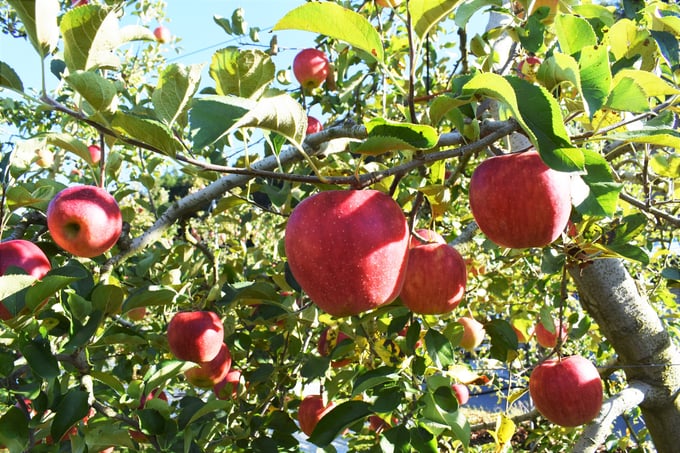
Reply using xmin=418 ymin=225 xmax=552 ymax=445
xmin=574 ymin=381 xmax=651 ymax=453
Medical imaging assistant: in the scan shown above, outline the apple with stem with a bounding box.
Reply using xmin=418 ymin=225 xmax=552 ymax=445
xmin=469 ymin=150 xmax=572 ymax=249
xmin=535 ymin=317 xmax=568 ymax=349
xmin=293 ymin=48 xmax=330 ymax=92
xmin=529 ymin=355 xmax=603 ymax=427
xmin=46 ymin=185 xmax=123 ymax=258
xmin=457 ymin=317 xmax=485 ymax=351
xmin=153 ymin=26 xmax=171 ymax=43
xmin=88 ymin=144 xmax=101 ymax=165
xmin=285 ymin=190 xmax=410 ymax=317
xmin=306 ymin=116 xmax=323 ymax=135
xmin=400 ymin=229 xmax=467 ymax=315
xmin=0 ymin=239 xmax=52 ymax=320
xmin=452 ymin=383 xmax=470 ymax=405
xmin=185 ymin=343 xmax=232 ymax=388
xmin=167 ymin=311 xmax=225 ymax=363
xmin=298 ymin=395 xmax=335 ymax=437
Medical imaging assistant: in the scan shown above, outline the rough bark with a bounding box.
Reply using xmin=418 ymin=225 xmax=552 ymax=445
xmin=569 ymin=258 xmax=680 ymax=452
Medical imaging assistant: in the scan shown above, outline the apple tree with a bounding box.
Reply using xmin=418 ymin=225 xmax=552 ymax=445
xmin=0 ymin=0 xmax=679 ymax=452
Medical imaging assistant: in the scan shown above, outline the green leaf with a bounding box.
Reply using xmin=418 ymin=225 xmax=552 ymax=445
xmin=410 ymin=0 xmax=462 ymax=42
xmin=536 ymin=51 xmax=580 ymax=92
xmin=231 ymin=93 xmax=307 ymax=147
xmin=352 ymin=366 xmax=399 ymax=396
xmin=210 ymin=48 xmax=275 ymax=99
xmin=351 ymin=118 xmax=439 ymax=155
xmin=308 ymin=401 xmax=372 ymax=447
xmin=51 ymin=389 xmax=89 ymax=443
xmin=65 ymin=70 xmax=118 ymax=113
xmin=60 ymin=5 xmax=120 ymax=71
xmin=554 ymin=13 xmax=597 ymax=56
xmin=6 ymin=0 xmax=59 ymax=59
xmin=606 ymin=69 xmax=680 ymax=113
xmin=485 ymin=319 xmax=518 ymax=362
xmin=122 ymin=286 xmax=176 ymax=312
xmin=574 ymin=149 xmax=622 ymax=217
xmin=21 ymin=339 xmax=59 ymax=379
xmin=41 ymin=132 xmax=94 ymax=164
xmin=455 ymin=0 xmax=501 ymax=28
xmin=0 ymin=275 xmax=36 ymax=301
xmin=651 ymin=30 xmax=680 ymax=70
xmin=189 ymin=95 xmax=252 ymax=150
xmin=91 ymin=284 xmax=125 ymax=316
xmin=26 ymin=274 xmax=83 ymax=311
xmin=579 ymin=45 xmax=612 ymax=119
xmin=606 ymin=127 xmax=680 ymax=149
xmin=152 ymin=63 xmax=203 ymax=129
xmin=90 ymin=370 xmax=126 ymax=395
xmin=185 ymin=400 xmax=231 ymax=427
xmin=273 ymin=2 xmax=383 ymax=63
xmin=0 ymin=406 xmax=29 ymax=452
xmin=144 ymin=360 xmax=195 ymax=394
xmin=424 ymin=328 xmax=455 ymax=368
xmin=410 ymin=425 xmax=438 ymax=453
xmin=419 ymin=390 xmax=470 ymax=445
xmin=381 ymin=425 xmax=412 ymax=452
xmin=111 ymin=112 xmax=180 ymax=157
xmin=605 ymin=243 xmax=649 ymax=265
xmin=650 ymin=152 xmax=680 ymax=178
xmin=0 ymin=62 xmax=24 ymax=93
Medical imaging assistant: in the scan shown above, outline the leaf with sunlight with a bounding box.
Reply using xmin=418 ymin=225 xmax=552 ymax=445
xmin=65 ymin=70 xmax=118 ymax=113
xmin=273 ymin=2 xmax=384 ymax=63
xmin=111 ymin=113 xmax=181 ymax=157
xmin=210 ymin=48 xmax=275 ymax=99
xmin=152 ymin=63 xmax=204 ymax=129
xmin=410 ymin=0 xmax=462 ymax=42
xmin=7 ymin=0 xmax=59 ymax=59
xmin=0 ymin=62 xmax=23 ymax=93
xmin=351 ymin=118 xmax=439 ymax=155
xmin=230 ymin=94 xmax=307 ymax=147
xmin=189 ymin=95 xmax=253 ymax=150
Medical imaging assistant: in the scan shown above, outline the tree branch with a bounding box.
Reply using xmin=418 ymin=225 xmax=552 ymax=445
xmin=574 ymin=381 xmax=651 ymax=453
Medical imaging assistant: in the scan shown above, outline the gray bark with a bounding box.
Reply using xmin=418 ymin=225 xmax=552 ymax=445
xmin=569 ymin=258 xmax=680 ymax=453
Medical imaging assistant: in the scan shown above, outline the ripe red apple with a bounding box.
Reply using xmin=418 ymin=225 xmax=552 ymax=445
xmin=284 ymin=190 xmax=410 ymax=317
xmin=535 ymin=318 xmax=568 ymax=349
xmin=88 ymin=144 xmax=101 ymax=164
xmin=167 ymin=311 xmax=224 ymax=363
xmin=399 ymin=238 xmax=467 ymax=314
xmin=293 ymin=48 xmax=330 ymax=91
xmin=0 ymin=240 xmax=52 ymax=320
xmin=452 ymin=383 xmax=470 ymax=405
xmin=306 ymin=116 xmax=323 ymax=135
xmin=529 ymin=355 xmax=603 ymax=427
xmin=153 ymin=26 xmax=171 ymax=43
xmin=46 ymin=185 xmax=123 ymax=258
xmin=184 ymin=343 xmax=232 ymax=388
xmin=469 ymin=150 xmax=572 ymax=249
xmin=317 ymin=327 xmax=352 ymax=368
xmin=72 ymin=0 xmax=88 ymax=6
xmin=126 ymin=306 xmax=147 ymax=321
xmin=214 ymin=368 xmax=242 ymax=399
xmin=368 ymin=415 xmax=390 ymax=433
xmin=298 ymin=395 xmax=335 ymax=437
xmin=457 ymin=317 xmax=485 ymax=351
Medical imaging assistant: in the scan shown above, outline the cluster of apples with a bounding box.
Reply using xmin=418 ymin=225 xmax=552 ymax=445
xmin=292 ymin=48 xmax=328 ymax=136
xmin=166 ymin=311 xmax=241 ymax=399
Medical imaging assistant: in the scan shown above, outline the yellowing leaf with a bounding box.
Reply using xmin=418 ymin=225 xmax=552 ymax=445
xmin=490 ymin=413 xmax=515 ymax=453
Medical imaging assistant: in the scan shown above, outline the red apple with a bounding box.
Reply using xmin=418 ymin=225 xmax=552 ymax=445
xmin=293 ymin=48 xmax=330 ymax=91
xmin=46 ymin=185 xmax=123 ymax=258
xmin=88 ymin=145 xmax=101 ymax=164
xmin=535 ymin=318 xmax=568 ymax=349
xmin=184 ymin=343 xmax=232 ymax=388
xmin=410 ymin=228 xmax=446 ymax=246
xmin=368 ymin=415 xmax=390 ymax=433
xmin=0 ymin=240 xmax=52 ymax=320
xmin=284 ymin=190 xmax=410 ymax=317
xmin=399 ymin=239 xmax=467 ymax=314
xmin=72 ymin=0 xmax=88 ymax=6
xmin=127 ymin=306 xmax=147 ymax=321
xmin=469 ymin=150 xmax=571 ymax=249
xmin=298 ymin=395 xmax=335 ymax=437
xmin=517 ymin=55 xmax=542 ymax=82
xmin=529 ymin=355 xmax=603 ymax=427
xmin=452 ymin=383 xmax=469 ymax=405
xmin=306 ymin=116 xmax=323 ymax=135
xmin=167 ymin=311 xmax=224 ymax=363
xmin=153 ymin=26 xmax=171 ymax=43
xmin=317 ymin=327 xmax=352 ymax=368
xmin=457 ymin=317 xmax=485 ymax=351
xmin=214 ymin=369 xmax=242 ymax=399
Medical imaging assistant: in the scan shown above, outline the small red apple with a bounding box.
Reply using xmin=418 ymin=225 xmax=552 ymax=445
xmin=306 ymin=116 xmax=323 ymax=135
xmin=46 ymin=185 xmax=123 ymax=258
xmin=0 ymin=240 xmax=52 ymax=320
xmin=298 ymin=395 xmax=335 ymax=437
xmin=88 ymin=144 xmax=101 ymax=164
xmin=534 ymin=318 xmax=568 ymax=349
xmin=167 ymin=311 xmax=224 ymax=363
xmin=529 ymin=355 xmax=603 ymax=427
xmin=72 ymin=0 xmax=88 ymax=7
xmin=293 ymin=48 xmax=330 ymax=91
xmin=285 ymin=190 xmax=410 ymax=317
xmin=317 ymin=327 xmax=352 ymax=368
xmin=153 ymin=26 xmax=171 ymax=43
xmin=185 ymin=343 xmax=232 ymax=388
xmin=457 ymin=317 xmax=485 ymax=351
xmin=368 ymin=414 xmax=390 ymax=433
xmin=452 ymin=383 xmax=469 ymax=405
xmin=469 ymin=150 xmax=572 ymax=249
xmin=214 ymin=368 xmax=242 ymax=399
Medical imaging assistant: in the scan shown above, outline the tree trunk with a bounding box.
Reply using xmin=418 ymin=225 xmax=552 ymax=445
xmin=568 ymin=258 xmax=680 ymax=452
